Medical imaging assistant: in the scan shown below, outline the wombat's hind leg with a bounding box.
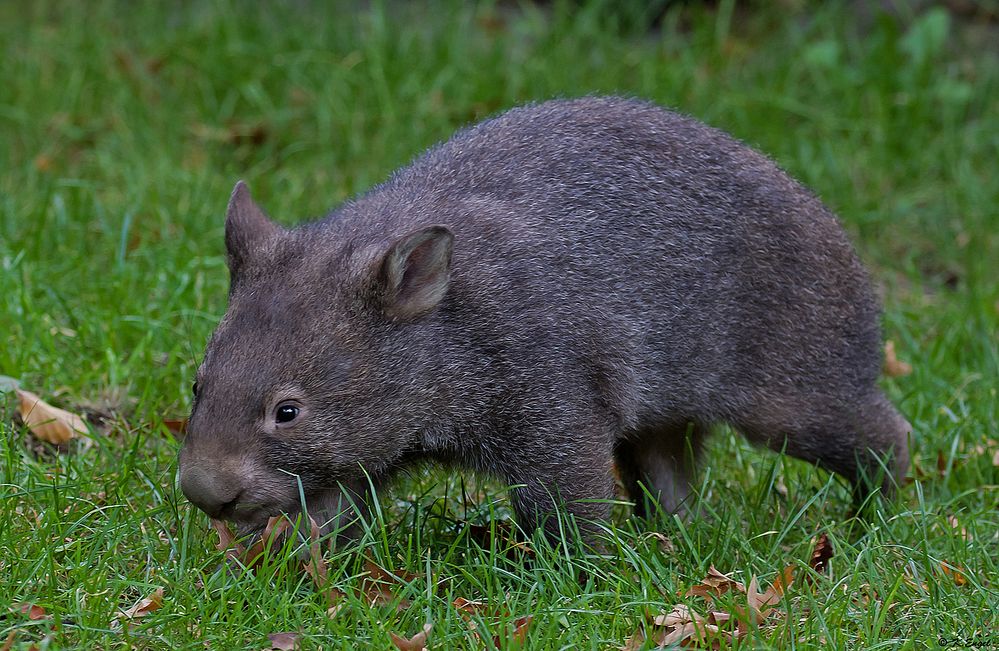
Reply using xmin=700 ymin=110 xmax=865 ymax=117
xmin=851 ymin=392 xmax=911 ymax=499
xmin=737 ymin=390 xmax=910 ymax=501
xmin=615 ymin=422 xmax=706 ymax=518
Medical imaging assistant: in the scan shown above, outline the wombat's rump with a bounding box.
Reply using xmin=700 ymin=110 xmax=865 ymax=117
xmin=179 ymin=97 xmax=910 ymax=543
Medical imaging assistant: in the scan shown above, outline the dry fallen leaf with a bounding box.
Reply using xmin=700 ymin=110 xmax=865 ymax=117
xmin=15 ymin=388 xmax=89 ymax=444
xmin=642 ymin=532 xmax=676 ymax=553
xmin=947 ymin=515 xmax=972 ymax=542
xmin=17 ymin=603 xmax=48 ymax=620
xmin=390 ymin=623 xmax=432 ymax=651
xmin=685 ymin=566 xmax=744 ymax=599
xmin=162 ymin=418 xmax=188 ymax=435
xmin=808 ymin=533 xmax=833 ymax=575
xmin=1 ymin=631 xmax=14 ymax=651
xmin=360 ymin=559 xmax=418 ymax=610
xmin=305 ymin=516 xmax=345 ymax=608
xmin=941 ymin=562 xmax=968 ymax=586
xmin=34 ymin=154 xmax=53 ymax=172
xmin=452 ymin=597 xmax=534 ymax=648
xmin=626 ymin=560 xmax=800 ymax=650
xmin=884 ymin=340 xmax=912 ymax=377
xmin=211 ymin=518 xmax=248 ymax=565
xmin=212 ymin=515 xmax=349 ymax=609
xmin=267 ymin=632 xmax=301 ymax=650
xmin=212 ymin=515 xmax=296 ymax=571
xmin=937 ymin=450 xmax=948 ymax=476
xmin=500 ymin=615 xmax=533 ymax=648
xmin=642 ymin=602 xmax=728 ymax=649
xmin=119 ymin=587 xmax=164 ymax=620
xmin=242 ymin=516 xmax=294 ymax=569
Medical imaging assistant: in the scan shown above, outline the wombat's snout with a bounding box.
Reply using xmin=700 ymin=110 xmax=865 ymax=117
xmin=179 ymin=462 xmax=244 ymax=519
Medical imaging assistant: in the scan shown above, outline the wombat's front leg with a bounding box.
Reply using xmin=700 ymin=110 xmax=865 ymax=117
xmin=502 ymin=434 xmax=617 ymax=545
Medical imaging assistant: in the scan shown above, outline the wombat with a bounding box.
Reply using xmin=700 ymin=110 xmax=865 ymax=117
xmin=179 ymin=97 xmax=910 ymax=544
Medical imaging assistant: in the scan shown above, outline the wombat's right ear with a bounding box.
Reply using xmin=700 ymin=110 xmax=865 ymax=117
xmin=224 ymin=181 xmax=280 ymax=272
xmin=377 ymin=225 xmax=454 ymax=320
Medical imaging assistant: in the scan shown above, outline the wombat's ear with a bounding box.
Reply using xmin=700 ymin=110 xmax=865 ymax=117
xmin=224 ymin=181 xmax=280 ymax=272
xmin=379 ymin=225 xmax=454 ymax=320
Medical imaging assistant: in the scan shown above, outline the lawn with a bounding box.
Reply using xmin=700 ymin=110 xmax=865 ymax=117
xmin=1 ymin=1 xmax=997 ymax=649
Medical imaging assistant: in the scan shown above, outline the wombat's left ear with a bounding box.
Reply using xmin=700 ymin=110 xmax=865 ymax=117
xmin=378 ymin=225 xmax=454 ymax=320
xmin=224 ymin=181 xmax=280 ymax=272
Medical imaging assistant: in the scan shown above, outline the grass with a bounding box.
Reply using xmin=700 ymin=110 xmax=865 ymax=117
xmin=1 ymin=0 xmax=997 ymax=648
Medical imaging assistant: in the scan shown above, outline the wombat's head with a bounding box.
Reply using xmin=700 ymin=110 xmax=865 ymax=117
xmin=178 ymin=182 xmax=453 ymax=533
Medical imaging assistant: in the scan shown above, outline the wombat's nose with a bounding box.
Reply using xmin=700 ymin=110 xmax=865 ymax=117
xmin=180 ymin=464 xmax=242 ymax=518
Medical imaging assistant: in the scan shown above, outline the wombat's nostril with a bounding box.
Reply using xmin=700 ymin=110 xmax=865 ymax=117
xmin=180 ymin=465 xmax=242 ymax=519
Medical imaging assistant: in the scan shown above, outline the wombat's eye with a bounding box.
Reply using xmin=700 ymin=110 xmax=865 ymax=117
xmin=275 ymin=403 xmax=300 ymax=424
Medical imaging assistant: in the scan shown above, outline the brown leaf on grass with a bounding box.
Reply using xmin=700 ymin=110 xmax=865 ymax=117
xmin=740 ymin=573 xmax=791 ymax=630
xmin=1 ymin=631 xmax=14 ymax=651
xmin=620 ymin=630 xmax=645 ymax=651
xmin=941 ymin=562 xmax=968 ymax=586
xmin=212 ymin=516 xmax=347 ymax=609
xmin=496 ymin=615 xmax=533 ymax=648
xmin=211 ymin=518 xmax=247 ymax=564
xmin=15 ymin=388 xmax=88 ymax=444
xmin=642 ymin=532 xmax=676 ymax=553
xmin=34 ymin=154 xmax=53 ymax=172
xmin=119 ymin=587 xmax=164 ymax=620
xmin=17 ymin=603 xmax=48 ymax=620
xmin=360 ymin=559 xmax=419 ymax=610
xmin=452 ymin=598 xmax=534 ymax=649
xmin=162 ymin=418 xmax=187 ymax=435
xmin=937 ymin=450 xmax=948 ymax=476
xmin=390 ymin=623 xmax=432 ymax=651
xmin=211 ymin=515 xmax=295 ymax=571
xmin=808 ymin=533 xmax=833 ymax=575
xmin=769 ymin=564 xmax=795 ymax=597
xmin=643 ymin=603 xmax=729 ymax=649
xmin=685 ymin=566 xmax=745 ymax=599
xmin=627 ymin=563 xmax=798 ymax=650
xmin=947 ymin=515 xmax=972 ymax=541
xmin=242 ymin=516 xmax=294 ymax=569
xmin=884 ymin=340 xmax=912 ymax=377
xmin=304 ymin=516 xmax=345 ymax=608
xmin=267 ymin=632 xmax=301 ymax=650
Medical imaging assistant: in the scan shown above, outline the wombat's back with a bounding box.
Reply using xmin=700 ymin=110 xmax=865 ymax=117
xmin=343 ymin=97 xmax=881 ymax=432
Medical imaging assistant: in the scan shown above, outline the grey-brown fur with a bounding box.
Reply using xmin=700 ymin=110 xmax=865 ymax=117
xmin=179 ymin=97 xmax=910 ymax=543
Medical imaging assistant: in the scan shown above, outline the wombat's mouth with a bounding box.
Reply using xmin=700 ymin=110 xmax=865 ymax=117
xmin=213 ymin=484 xmax=362 ymax=543
xmin=225 ymin=496 xmax=304 ymax=535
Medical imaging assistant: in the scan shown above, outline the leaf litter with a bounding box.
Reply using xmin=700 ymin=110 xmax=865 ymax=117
xmin=1 ymin=376 xmax=89 ymax=445
xmin=213 ymin=515 xmax=436 ymax=642
xmin=213 ymin=514 xmax=534 ymax=649
xmin=453 ymin=596 xmax=534 ymax=648
xmin=266 ymin=631 xmax=301 ymax=650
xmin=390 ymin=623 xmax=432 ymax=651
xmin=120 ymin=587 xmax=164 ymax=620
xmin=883 ymin=340 xmax=912 ymax=377
xmin=623 ymin=533 xmax=831 ymax=649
